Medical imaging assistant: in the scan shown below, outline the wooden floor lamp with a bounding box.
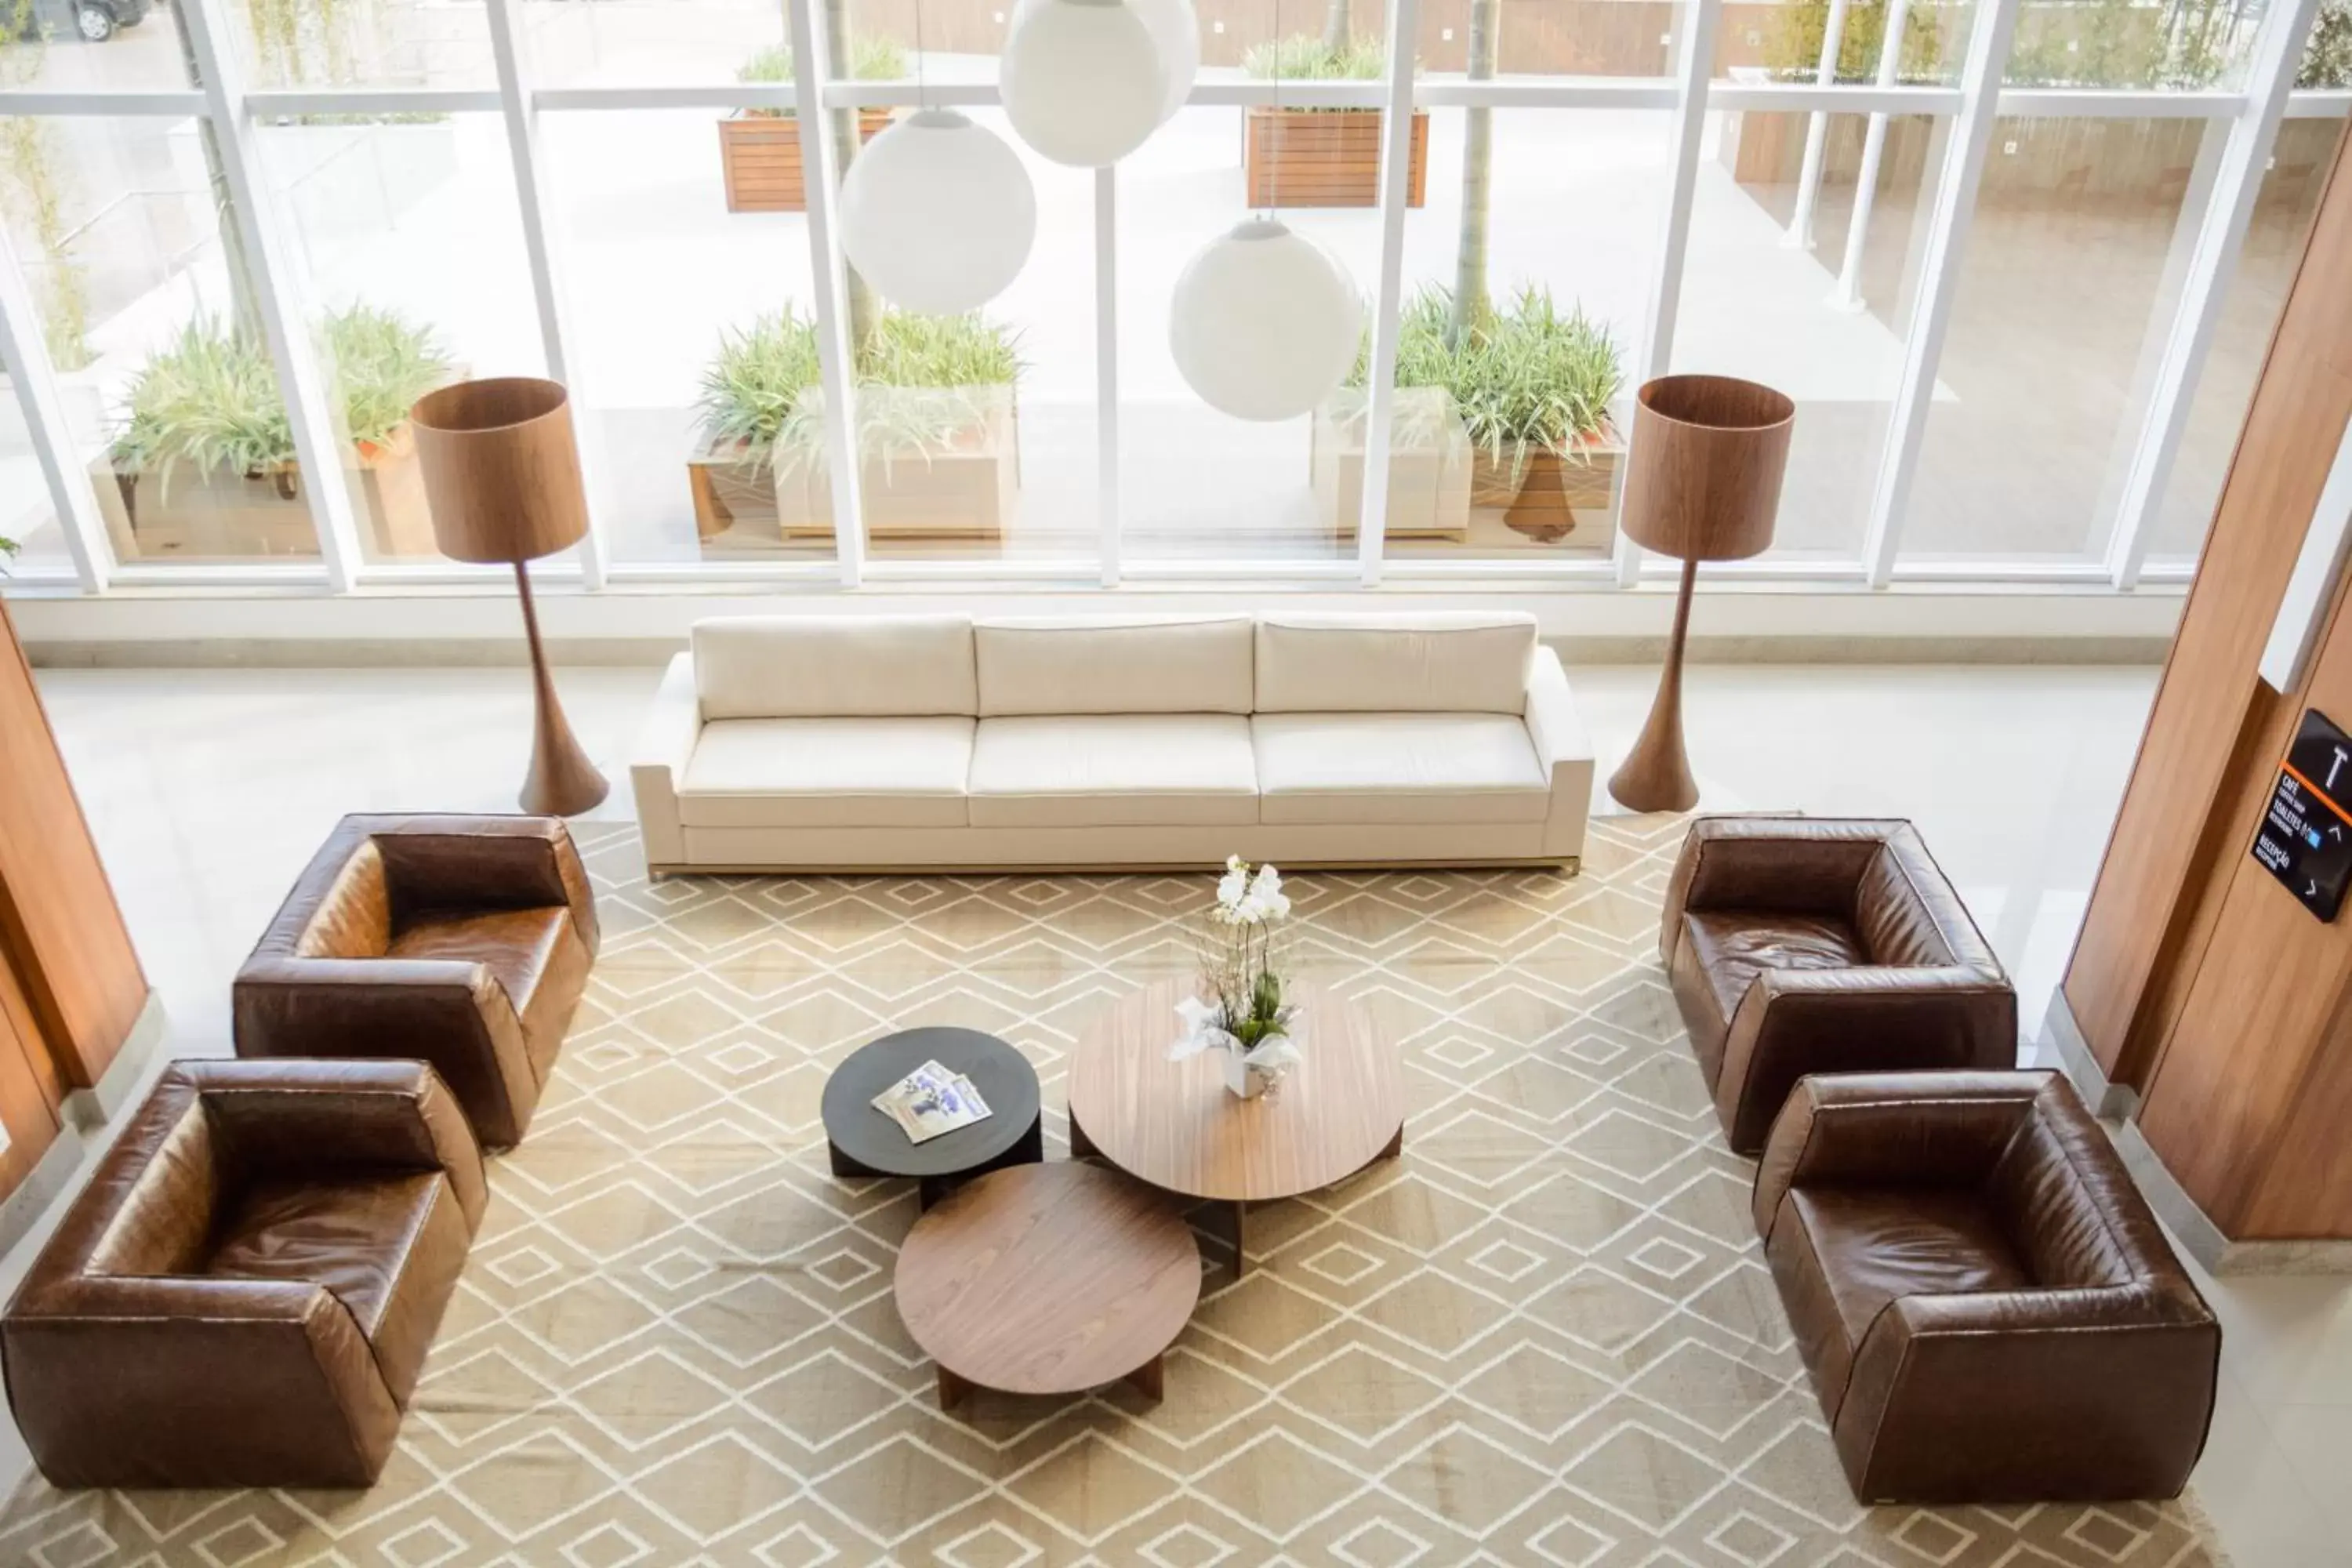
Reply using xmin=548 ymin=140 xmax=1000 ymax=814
xmin=411 ymin=378 xmax=611 ymax=818
xmin=1607 ymin=374 xmax=1795 ymax=813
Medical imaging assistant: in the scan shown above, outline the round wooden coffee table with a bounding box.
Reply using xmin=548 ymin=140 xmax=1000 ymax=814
xmin=1066 ymin=979 xmax=1404 ymax=1276
xmin=822 ymin=1026 xmax=1043 ymax=1210
xmin=895 ymin=1162 xmax=1200 ymax=1410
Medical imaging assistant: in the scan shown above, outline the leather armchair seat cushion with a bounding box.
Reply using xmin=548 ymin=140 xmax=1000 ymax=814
xmin=679 ymin=717 xmax=975 ymax=829
xmin=1253 ymin=713 xmax=1551 ymax=825
xmin=968 ymin=715 xmax=1259 ymax=828
xmin=1672 ymin=911 xmax=1866 ymax=1079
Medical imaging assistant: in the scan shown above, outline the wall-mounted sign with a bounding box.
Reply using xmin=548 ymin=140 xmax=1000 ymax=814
xmin=2253 ymin=709 xmax=2352 ymax=922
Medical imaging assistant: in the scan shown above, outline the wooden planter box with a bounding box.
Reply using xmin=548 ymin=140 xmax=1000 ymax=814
xmin=1468 ymin=433 xmax=1624 ymax=546
xmin=687 ymin=385 xmax=1018 ymax=546
xmin=720 ymin=109 xmax=894 ymax=214
xmin=1246 ymin=107 xmax=1428 ymax=209
xmin=1311 ymin=388 xmax=1470 ymax=542
xmin=93 ymin=423 xmax=434 ymax=562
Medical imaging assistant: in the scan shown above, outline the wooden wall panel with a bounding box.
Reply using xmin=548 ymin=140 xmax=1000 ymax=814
xmin=0 ymin=601 xmax=146 ymax=1091
xmin=0 ymin=953 xmax=61 ymax=1203
xmin=2061 ymin=131 xmax=2352 ymax=1090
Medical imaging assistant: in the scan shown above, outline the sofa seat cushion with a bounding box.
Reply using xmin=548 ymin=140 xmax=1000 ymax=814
xmin=1252 ymin=713 xmax=1549 ymax=826
xmin=968 ymin=716 xmax=1258 ymax=828
xmin=1773 ymin=1185 xmax=2032 ymax=1417
xmin=390 ymin=907 xmax=569 ymax=1015
xmin=679 ymin=717 xmax=975 ymax=829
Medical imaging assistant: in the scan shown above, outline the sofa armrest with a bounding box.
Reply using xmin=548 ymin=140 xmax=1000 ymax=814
xmin=2 ymin=1276 xmax=405 ymax=1488
xmin=1834 ymin=1286 xmax=2220 ymax=1501
xmin=232 ymin=957 xmax=537 ymax=1156
xmin=1522 ymin=646 xmax=1594 ymax=862
xmin=191 ymin=1059 xmax=488 ymax=1232
xmin=1752 ymin=1069 xmax=2049 ymax=1238
xmin=1718 ymin=964 xmax=2020 ymax=1153
xmin=1660 ymin=817 xmax=1900 ymax=967
xmin=632 ymin=651 xmax=702 ymax=870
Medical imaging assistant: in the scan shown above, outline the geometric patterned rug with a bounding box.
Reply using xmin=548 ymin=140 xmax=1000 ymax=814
xmin=0 ymin=816 xmax=2220 ymax=1568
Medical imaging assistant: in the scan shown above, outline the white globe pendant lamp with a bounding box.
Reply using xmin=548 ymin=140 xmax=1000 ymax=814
xmin=1130 ymin=0 xmax=1199 ymax=125
xmin=1169 ymin=218 xmax=1361 ymax=422
xmin=1000 ymin=0 xmax=1166 ymax=167
xmin=840 ymin=108 xmax=1036 ymax=314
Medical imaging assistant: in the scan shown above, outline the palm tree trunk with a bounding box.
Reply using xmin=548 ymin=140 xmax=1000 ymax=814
xmin=1448 ymin=0 xmax=1500 ymax=347
xmin=824 ymin=0 xmax=876 ymax=356
xmin=1322 ymin=0 xmax=1350 ymax=53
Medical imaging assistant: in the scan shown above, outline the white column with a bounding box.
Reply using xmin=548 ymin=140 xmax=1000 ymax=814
xmin=1831 ymin=0 xmax=1911 ymax=309
xmin=177 ymin=0 xmax=368 ymax=592
xmin=0 ymin=225 xmax=109 ymax=591
xmin=1784 ymin=0 xmax=1851 ymax=249
xmin=1858 ymin=0 xmax=2025 ymax=586
xmin=1354 ymin=0 xmax=1425 ymax=586
xmin=1614 ymin=0 xmax=1724 ymax=586
xmin=2103 ymin=0 xmax=2321 ymax=589
xmin=787 ymin=0 xmax=867 ymax=588
xmin=485 ymin=0 xmax=608 ymax=588
xmin=1095 ymin=165 xmax=1120 ymax=588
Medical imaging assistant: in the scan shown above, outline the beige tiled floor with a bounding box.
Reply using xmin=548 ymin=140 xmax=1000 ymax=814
xmin=5 ymin=659 xmax=2348 ymax=1564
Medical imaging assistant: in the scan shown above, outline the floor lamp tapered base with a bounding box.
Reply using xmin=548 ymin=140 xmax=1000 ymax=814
xmin=514 ymin=559 xmax=609 ymax=818
xmin=1607 ymin=555 xmax=1702 ymax=815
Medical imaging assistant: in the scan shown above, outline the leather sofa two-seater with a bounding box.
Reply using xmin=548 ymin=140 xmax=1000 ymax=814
xmin=631 ymin=611 xmax=1595 ymax=874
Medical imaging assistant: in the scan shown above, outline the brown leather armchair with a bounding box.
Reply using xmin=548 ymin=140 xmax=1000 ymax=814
xmin=2 ymin=1058 xmax=486 ymax=1488
xmin=1660 ymin=816 xmax=2015 ymax=1152
xmin=1755 ymin=1071 xmax=2220 ymax=1503
xmin=234 ymin=813 xmax=599 ymax=1148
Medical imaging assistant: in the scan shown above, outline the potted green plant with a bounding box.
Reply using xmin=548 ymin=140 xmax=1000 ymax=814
xmin=688 ymin=306 xmax=1024 ymax=546
xmin=720 ymin=37 xmax=906 ymax=214
xmin=1241 ymin=35 xmax=1426 ymax=209
xmin=1325 ymin=285 xmax=1623 ymax=546
xmin=96 ymin=307 xmax=454 ymax=562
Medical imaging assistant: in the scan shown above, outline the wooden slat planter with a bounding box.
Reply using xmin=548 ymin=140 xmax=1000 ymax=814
xmin=719 ymin=108 xmax=895 ymax=214
xmin=687 ymin=385 xmax=1019 ymax=546
xmin=93 ymin=425 xmax=436 ymax=561
xmin=1312 ymin=389 xmax=1471 ymax=542
xmin=1468 ymin=432 xmax=1624 ymax=546
xmin=1246 ymin=107 xmax=1428 ymax=209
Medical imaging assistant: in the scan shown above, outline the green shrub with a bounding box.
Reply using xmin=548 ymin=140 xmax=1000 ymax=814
xmin=1768 ymin=0 xmax=1947 ymax=83
xmin=1241 ymin=33 xmax=1387 ymax=82
xmin=696 ymin=307 xmax=1022 ymax=473
xmin=1350 ymin=285 xmax=1623 ymax=474
xmin=109 ymin=307 xmax=452 ymax=492
xmin=739 ymin=34 xmax=908 ymax=116
xmin=2302 ymin=0 xmax=2352 ymax=86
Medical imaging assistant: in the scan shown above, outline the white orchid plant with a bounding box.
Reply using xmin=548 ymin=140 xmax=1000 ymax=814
xmin=1172 ymin=857 xmax=1304 ymax=1091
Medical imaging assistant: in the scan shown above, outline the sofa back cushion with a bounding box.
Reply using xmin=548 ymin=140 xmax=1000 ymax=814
xmin=692 ymin=615 xmax=977 ymax=719
xmin=1254 ymin=613 xmax=1537 ymax=713
xmin=975 ymin=615 xmax=1255 ymax=716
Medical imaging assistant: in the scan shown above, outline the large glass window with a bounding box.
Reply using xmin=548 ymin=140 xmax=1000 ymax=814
xmin=0 ymin=373 xmax=72 ymax=577
xmin=1675 ymin=109 xmax=1937 ymax=560
xmin=1716 ymin=0 xmax=1970 ymax=86
xmin=233 ymin=0 xmax=494 ymax=89
xmin=0 ymin=0 xmax=190 ymax=91
xmin=1901 ymin=114 xmax=2218 ymax=564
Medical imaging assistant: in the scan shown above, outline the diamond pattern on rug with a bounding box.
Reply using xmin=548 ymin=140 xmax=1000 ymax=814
xmin=0 ymin=816 xmax=2221 ymax=1566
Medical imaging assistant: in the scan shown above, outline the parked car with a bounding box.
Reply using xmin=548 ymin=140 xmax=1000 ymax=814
xmin=8 ymin=0 xmax=149 ymax=43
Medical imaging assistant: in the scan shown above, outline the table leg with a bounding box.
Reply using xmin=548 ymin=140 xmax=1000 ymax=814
xmin=1380 ymin=1123 xmax=1404 ymax=1161
xmin=936 ymin=1365 xmax=971 ymax=1410
xmin=918 ymin=1175 xmax=946 ymax=1212
xmin=1230 ymin=1200 xmax=1247 ymax=1283
xmin=1068 ymin=1105 xmax=1096 ymax=1160
xmin=1127 ymin=1353 xmax=1165 ymax=1403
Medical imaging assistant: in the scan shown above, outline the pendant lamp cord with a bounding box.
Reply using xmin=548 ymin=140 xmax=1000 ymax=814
xmin=1265 ymin=0 xmax=1281 ymax=218
xmin=913 ymin=0 xmax=927 ymax=111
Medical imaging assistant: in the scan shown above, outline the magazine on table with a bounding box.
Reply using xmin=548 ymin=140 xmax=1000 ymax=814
xmin=872 ymin=1059 xmax=993 ymax=1144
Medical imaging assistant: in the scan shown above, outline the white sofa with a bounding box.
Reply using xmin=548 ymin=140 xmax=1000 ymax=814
xmin=631 ymin=612 xmax=1595 ymax=875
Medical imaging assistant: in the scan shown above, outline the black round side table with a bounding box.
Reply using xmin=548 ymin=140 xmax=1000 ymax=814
xmin=821 ymin=1027 xmax=1044 ymax=1209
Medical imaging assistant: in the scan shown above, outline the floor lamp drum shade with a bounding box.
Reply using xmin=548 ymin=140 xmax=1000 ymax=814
xmin=410 ymin=376 xmax=608 ymax=817
xmin=1609 ymin=374 xmax=1795 ymax=814
xmin=1618 ymin=374 xmax=1795 ymax=563
xmin=410 ymin=377 xmax=590 ymax=564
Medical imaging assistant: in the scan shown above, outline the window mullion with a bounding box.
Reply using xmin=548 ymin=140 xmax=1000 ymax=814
xmin=1354 ymin=0 xmax=1427 ymax=587
xmin=787 ymin=0 xmax=866 ymax=589
xmin=0 ymin=223 xmax=111 ymax=591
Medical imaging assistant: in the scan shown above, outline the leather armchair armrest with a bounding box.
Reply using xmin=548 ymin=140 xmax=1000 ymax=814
xmin=1753 ymin=1069 xmax=2047 ymax=1237
xmin=631 ymin=650 xmax=702 ymax=871
xmin=1719 ymin=964 xmax=2019 ymax=1154
xmin=369 ymin=816 xmax=599 ymax=957
xmin=191 ymin=1059 xmax=488 ymax=1231
xmin=1660 ymin=817 xmax=1896 ymax=967
xmin=232 ymin=956 xmax=536 ymax=1156
xmin=3 ymin=1277 xmax=405 ymax=1489
xmin=1522 ymin=646 xmax=1595 ymax=863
